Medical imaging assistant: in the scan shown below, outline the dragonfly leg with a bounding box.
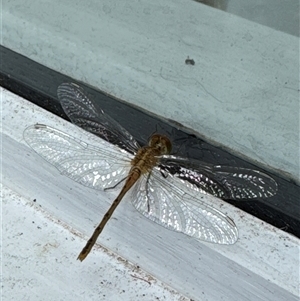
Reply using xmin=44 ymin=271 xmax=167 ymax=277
xmin=104 ymin=176 xmax=127 ymax=191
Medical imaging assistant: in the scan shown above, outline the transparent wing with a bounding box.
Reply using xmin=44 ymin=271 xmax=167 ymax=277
xmin=131 ymin=167 xmax=238 ymax=244
xmin=57 ymin=82 xmax=140 ymax=154
xmin=23 ymin=124 xmax=133 ymax=190
xmin=159 ymin=155 xmax=278 ymax=200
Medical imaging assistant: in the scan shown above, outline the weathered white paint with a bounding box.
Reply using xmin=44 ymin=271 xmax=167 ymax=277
xmin=2 ymin=186 xmax=192 ymax=301
xmin=2 ymin=0 xmax=299 ymax=182
xmin=2 ymin=88 xmax=299 ymax=301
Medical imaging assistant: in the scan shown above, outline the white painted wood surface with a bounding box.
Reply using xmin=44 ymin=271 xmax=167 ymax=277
xmin=2 ymin=0 xmax=299 ymax=182
xmin=2 ymin=88 xmax=299 ymax=301
xmin=2 ymin=187 xmax=191 ymax=301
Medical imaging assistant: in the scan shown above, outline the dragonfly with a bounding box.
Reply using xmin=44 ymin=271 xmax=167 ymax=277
xmin=23 ymin=83 xmax=278 ymax=261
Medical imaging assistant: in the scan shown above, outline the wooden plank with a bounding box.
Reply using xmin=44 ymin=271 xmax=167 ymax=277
xmin=2 ymin=89 xmax=298 ymax=300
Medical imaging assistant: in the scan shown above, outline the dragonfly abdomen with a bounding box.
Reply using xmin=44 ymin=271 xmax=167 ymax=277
xmin=78 ymin=167 xmax=141 ymax=261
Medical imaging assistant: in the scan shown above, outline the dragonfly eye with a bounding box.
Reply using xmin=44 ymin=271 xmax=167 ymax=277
xmin=149 ymin=134 xmax=172 ymax=155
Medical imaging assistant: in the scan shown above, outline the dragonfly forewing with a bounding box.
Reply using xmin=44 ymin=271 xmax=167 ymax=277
xmin=57 ymin=83 xmax=140 ymax=154
xmin=159 ymin=156 xmax=278 ymax=200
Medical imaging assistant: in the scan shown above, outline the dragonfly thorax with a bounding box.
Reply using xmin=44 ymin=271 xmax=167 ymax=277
xmin=148 ymin=134 xmax=172 ymax=155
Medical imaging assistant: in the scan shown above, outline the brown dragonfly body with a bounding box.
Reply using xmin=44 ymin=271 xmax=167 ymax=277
xmin=78 ymin=134 xmax=172 ymax=261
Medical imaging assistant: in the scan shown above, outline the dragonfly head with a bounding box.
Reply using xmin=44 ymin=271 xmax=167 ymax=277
xmin=148 ymin=134 xmax=172 ymax=155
